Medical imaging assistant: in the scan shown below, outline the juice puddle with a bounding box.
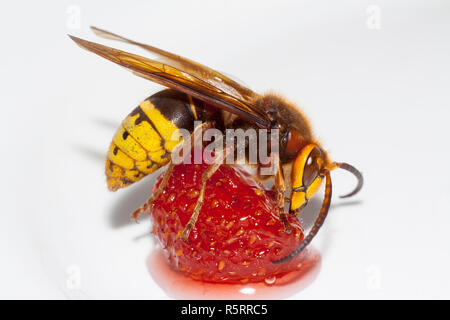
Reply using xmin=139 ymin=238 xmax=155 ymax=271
xmin=147 ymin=247 xmax=321 ymax=299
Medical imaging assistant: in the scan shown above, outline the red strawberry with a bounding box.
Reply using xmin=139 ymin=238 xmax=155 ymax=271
xmin=149 ymin=162 xmax=307 ymax=284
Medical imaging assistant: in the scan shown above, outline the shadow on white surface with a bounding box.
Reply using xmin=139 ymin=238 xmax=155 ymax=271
xmin=108 ymin=175 xmax=158 ymax=228
xmin=70 ymin=143 xmax=105 ymax=162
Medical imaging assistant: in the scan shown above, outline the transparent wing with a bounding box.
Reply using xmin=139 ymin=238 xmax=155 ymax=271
xmin=70 ymin=34 xmax=269 ymax=127
xmin=90 ymin=26 xmax=257 ymax=104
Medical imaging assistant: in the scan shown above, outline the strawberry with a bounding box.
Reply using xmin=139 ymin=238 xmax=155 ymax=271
xmin=148 ymin=162 xmax=307 ymax=284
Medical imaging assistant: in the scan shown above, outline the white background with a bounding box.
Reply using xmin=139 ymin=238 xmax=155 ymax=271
xmin=1 ymin=0 xmax=449 ymax=299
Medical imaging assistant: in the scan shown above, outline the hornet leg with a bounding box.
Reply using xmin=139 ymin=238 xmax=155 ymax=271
xmin=131 ymin=122 xmax=212 ymax=222
xmin=274 ymin=153 xmax=292 ymax=233
xmin=180 ymin=145 xmax=233 ymax=241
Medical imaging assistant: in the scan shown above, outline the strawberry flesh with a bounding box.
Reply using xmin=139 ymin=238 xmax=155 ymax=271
xmin=149 ymin=162 xmax=306 ymax=284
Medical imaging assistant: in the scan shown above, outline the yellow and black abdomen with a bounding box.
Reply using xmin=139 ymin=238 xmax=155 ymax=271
xmin=105 ymin=89 xmax=219 ymax=191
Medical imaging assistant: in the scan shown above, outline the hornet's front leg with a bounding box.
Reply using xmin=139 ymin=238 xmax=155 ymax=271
xmin=274 ymin=153 xmax=292 ymax=234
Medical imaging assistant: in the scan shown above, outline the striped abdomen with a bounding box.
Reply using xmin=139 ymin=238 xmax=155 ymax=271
xmin=105 ymin=89 xmax=218 ymax=191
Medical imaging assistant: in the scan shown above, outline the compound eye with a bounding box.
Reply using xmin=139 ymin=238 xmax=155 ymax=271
xmin=302 ymin=147 xmax=323 ymax=187
xmin=285 ymin=129 xmax=304 ymax=159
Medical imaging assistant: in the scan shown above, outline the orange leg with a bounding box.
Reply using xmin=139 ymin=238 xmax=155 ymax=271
xmin=131 ymin=122 xmax=211 ymax=222
xmin=273 ymin=153 xmax=292 ymax=233
xmin=131 ymin=161 xmax=175 ymax=222
xmin=180 ymin=145 xmax=233 ymax=241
